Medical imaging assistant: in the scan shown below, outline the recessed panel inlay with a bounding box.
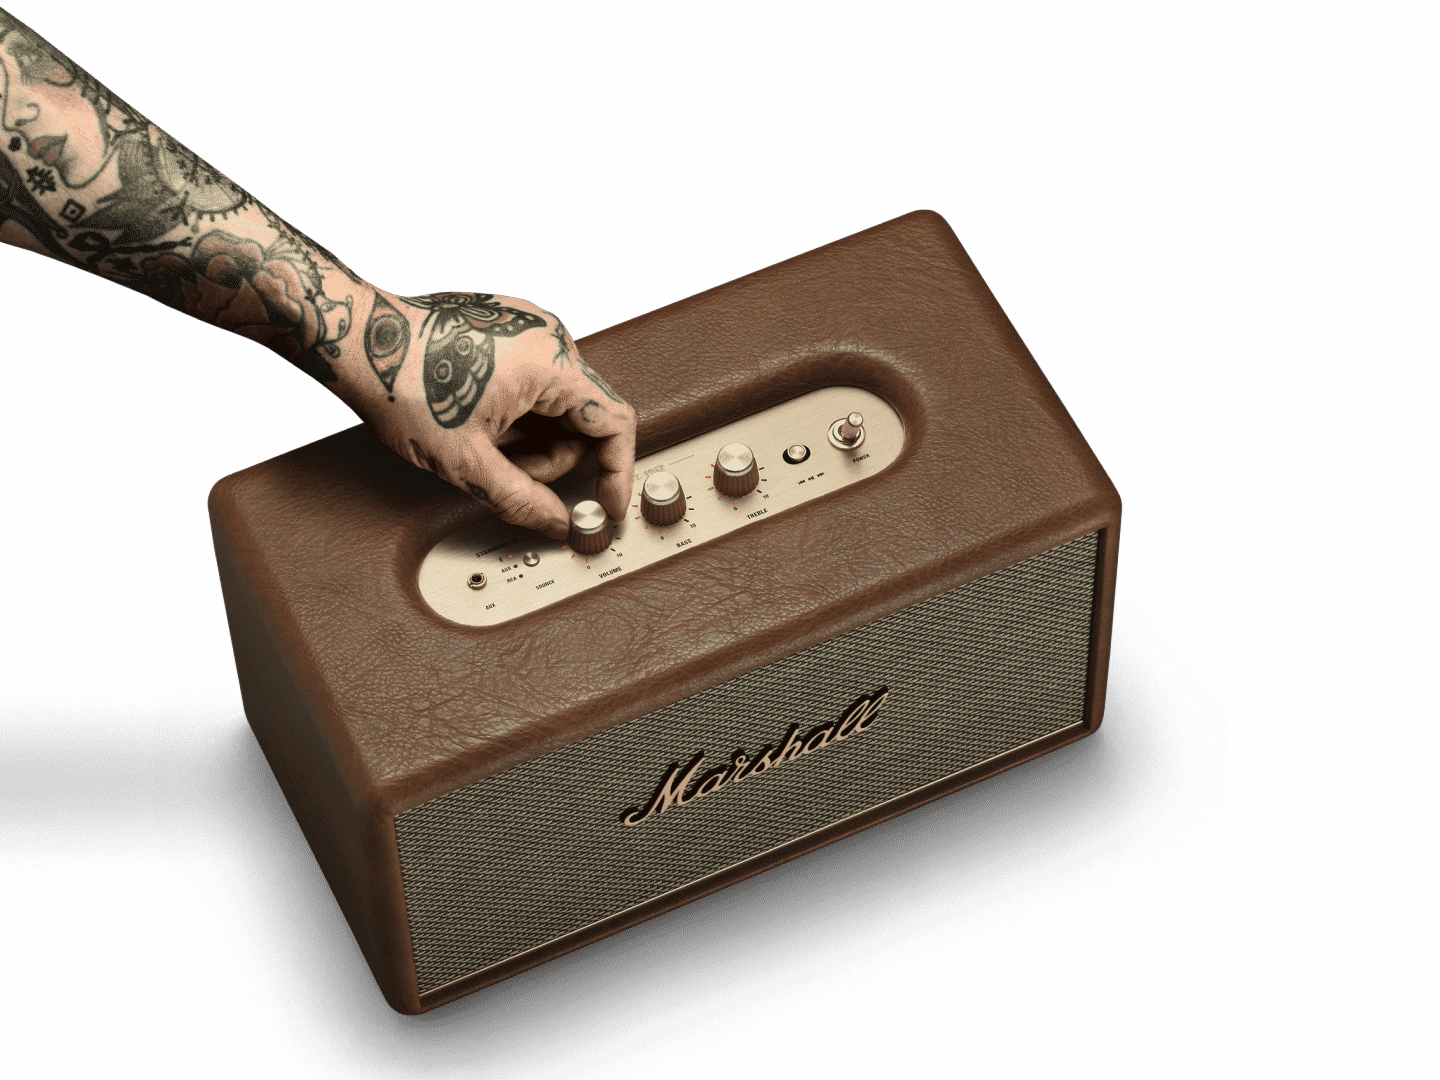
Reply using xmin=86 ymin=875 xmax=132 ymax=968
xmin=417 ymin=386 xmax=904 ymax=626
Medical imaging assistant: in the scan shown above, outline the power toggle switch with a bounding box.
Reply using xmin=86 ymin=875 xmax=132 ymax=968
xmin=828 ymin=411 xmax=866 ymax=450
xmin=713 ymin=442 xmax=760 ymax=497
xmin=641 ymin=471 xmax=687 ymax=526
xmin=568 ymin=500 xmax=613 ymax=555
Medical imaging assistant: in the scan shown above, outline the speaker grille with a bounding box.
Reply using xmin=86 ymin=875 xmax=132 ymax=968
xmin=395 ymin=532 xmax=1099 ymax=993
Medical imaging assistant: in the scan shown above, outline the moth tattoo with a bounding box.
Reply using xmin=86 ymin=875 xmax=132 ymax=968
xmin=401 ymin=293 xmax=547 ymax=428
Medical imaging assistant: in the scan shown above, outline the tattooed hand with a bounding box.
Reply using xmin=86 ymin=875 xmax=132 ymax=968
xmin=347 ymin=291 xmax=636 ymax=541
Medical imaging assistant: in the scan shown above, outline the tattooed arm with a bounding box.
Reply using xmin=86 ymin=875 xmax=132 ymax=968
xmin=0 ymin=9 xmax=635 ymax=540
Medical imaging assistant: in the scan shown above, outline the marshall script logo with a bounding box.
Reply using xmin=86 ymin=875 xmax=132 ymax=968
xmin=620 ymin=687 xmax=891 ymax=827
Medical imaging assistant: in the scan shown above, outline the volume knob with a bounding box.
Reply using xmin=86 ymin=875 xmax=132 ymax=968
xmin=641 ymin=471 xmax=687 ymax=526
xmin=567 ymin=500 xmax=613 ymax=555
xmin=713 ymin=442 xmax=759 ymax=498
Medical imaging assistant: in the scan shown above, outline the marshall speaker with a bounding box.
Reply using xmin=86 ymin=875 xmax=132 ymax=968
xmin=209 ymin=210 xmax=1121 ymax=1014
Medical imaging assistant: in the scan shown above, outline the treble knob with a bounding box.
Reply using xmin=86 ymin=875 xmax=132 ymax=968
xmin=640 ymin=471 xmax=687 ymax=526
xmin=713 ymin=442 xmax=759 ymax=498
xmin=567 ymin=500 xmax=613 ymax=555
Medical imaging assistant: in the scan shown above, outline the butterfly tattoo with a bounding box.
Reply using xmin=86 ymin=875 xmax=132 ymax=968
xmin=399 ymin=293 xmax=548 ymax=428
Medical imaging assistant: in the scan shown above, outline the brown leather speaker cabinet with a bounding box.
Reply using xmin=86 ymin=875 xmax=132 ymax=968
xmin=209 ymin=210 xmax=1121 ymax=1014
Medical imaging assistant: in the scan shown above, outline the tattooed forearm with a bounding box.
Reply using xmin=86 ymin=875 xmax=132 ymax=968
xmin=0 ymin=8 xmax=356 ymax=382
xmin=0 ymin=12 xmax=152 ymax=189
xmin=1 ymin=7 xmax=636 ymax=528
xmin=268 ymin=208 xmax=364 ymax=286
xmin=134 ymin=229 xmax=351 ymax=381
xmin=1 ymin=11 xmax=249 ymax=242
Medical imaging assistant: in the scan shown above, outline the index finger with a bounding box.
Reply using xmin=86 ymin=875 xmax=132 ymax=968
xmin=537 ymin=352 xmax=636 ymax=521
xmin=569 ymin=384 xmax=636 ymax=521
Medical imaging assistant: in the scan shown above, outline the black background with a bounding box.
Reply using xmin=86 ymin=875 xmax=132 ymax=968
xmin=8 ymin=12 xmax=1226 ymax=1065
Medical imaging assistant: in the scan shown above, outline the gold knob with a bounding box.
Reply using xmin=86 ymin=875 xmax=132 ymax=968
xmin=714 ymin=442 xmax=759 ymax=497
xmin=641 ymin=471 xmax=687 ymax=526
xmin=567 ymin=500 xmax=613 ymax=555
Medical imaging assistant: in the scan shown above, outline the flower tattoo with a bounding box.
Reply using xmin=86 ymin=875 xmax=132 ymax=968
xmin=134 ymin=230 xmax=350 ymax=381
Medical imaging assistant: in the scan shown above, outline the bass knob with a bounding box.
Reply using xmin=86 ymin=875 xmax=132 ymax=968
xmin=640 ymin=471 xmax=687 ymax=526
xmin=713 ymin=442 xmax=759 ymax=498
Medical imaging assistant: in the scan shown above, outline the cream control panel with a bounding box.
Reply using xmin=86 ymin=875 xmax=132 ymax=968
xmin=417 ymin=386 xmax=904 ymax=626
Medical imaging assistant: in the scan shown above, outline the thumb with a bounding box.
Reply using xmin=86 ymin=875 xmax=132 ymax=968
xmin=464 ymin=440 xmax=571 ymax=541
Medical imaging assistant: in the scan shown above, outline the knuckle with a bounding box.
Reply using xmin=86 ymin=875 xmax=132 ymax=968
xmin=491 ymin=486 xmax=542 ymax=524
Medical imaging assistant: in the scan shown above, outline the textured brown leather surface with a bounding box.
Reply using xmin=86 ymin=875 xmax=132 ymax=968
xmin=209 ymin=210 xmax=1121 ymax=1013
